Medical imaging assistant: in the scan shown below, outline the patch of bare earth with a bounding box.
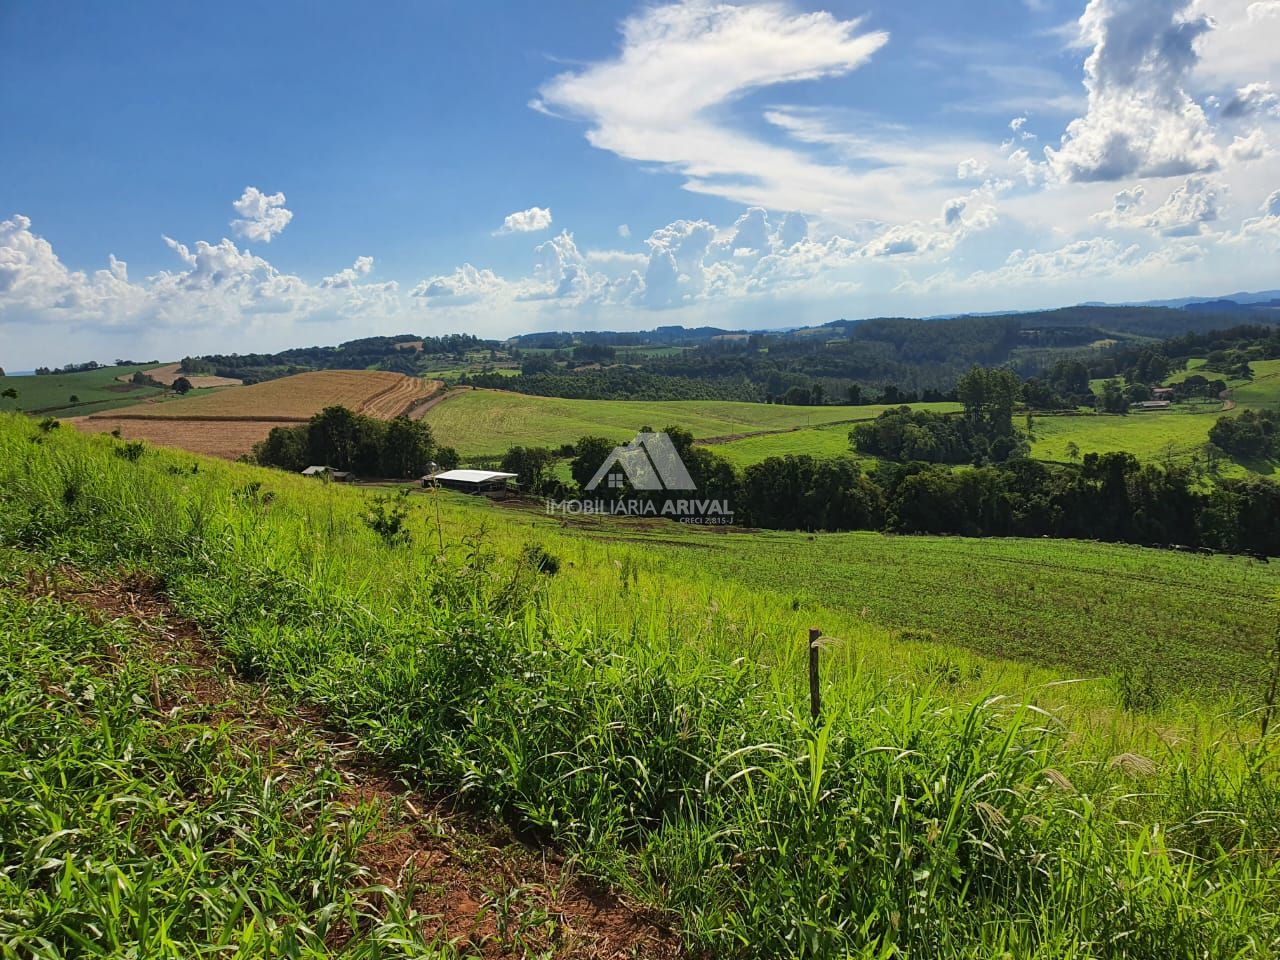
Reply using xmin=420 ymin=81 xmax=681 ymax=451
xmin=22 ymin=568 xmax=680 ymax=960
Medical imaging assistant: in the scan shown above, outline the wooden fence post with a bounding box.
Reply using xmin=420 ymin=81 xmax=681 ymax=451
xmin=809 ymin=627 xmax=821 ymax=722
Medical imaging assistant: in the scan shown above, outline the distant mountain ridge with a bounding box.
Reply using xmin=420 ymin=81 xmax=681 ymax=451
xmin=1079 ymin=290 xmax=1280 ymax=310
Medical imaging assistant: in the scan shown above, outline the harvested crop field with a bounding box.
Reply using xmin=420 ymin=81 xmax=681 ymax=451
xmin=72 ymin=371 xmax=442 ymax=460
xmin=117 ymin=362 xmax=242 ymax=389
xmin=96 ymin=370 xmax=439 ymax=421
xmin=69 ymin=416 xmax=282 ymax=459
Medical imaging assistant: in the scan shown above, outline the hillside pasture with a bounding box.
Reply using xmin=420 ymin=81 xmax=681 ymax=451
xmin=1233 ymin=358 xmax=1280 ymax=410
xmin=0 ymin=364 xmax=167 ymax=417
xmin=541 ymin=514 xmax=1280 ymax=693
xmin=699 ymin=404 xmax=960 ymax=466
xmin=4 ymin=415 xmax=1280 ymax=955
xmin=423 ymin=389 xmax=957 ymax=455
xmin=1026 ymin=408 xmax=1224 ymax=463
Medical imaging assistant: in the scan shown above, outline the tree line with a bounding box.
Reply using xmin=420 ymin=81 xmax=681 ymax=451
xmin=504 ymin=433 xmax=1280 ymax=556
xmin=250 ymin=406 xmax=458 ymax=478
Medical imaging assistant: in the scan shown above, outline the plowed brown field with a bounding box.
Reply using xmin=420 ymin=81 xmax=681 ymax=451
xmin=73 ymin=371 xmax=442 ymax=460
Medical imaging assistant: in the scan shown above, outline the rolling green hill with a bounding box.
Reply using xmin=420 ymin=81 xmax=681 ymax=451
xmin=0 ymin=364 xmax=167 ymax=417
xmin=422 ymin=388 xmax=957 ymax=455
xmin=3 ymin=414 xmax=1280 ymax=956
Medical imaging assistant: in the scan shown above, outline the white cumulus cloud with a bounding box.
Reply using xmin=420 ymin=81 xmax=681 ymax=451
xmin=1047 ymin=0 xmax=1220 ymax=182
xmin=409 ymin=264 xmax=507 ymax=304
xmin=1248 ymin=1 xmax=1280 ymax=21
xmin=495 ymin=206 xmax=553 ymax=235
xmin=230 ymin=187 xmax=293 ymax=243
xmin=321 ymin=256 xmax=375 ymax=289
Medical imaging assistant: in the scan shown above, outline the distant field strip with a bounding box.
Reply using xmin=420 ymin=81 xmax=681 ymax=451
xmin=72 ymin=371 xmax=440 ymax=460
xmin=424 ymin=389 xmax=958 ymax=454
xmin=96 ymin=370 xmax=437 ymax=421
xmin=117 ymin=361 xmax=243 ymax=389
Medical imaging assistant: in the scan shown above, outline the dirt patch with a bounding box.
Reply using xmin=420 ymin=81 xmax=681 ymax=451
xmin=25 ymin=568 xmax=679 ymax=959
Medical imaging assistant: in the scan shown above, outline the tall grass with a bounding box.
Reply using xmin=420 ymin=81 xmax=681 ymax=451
xmin=0 ymin=578 xmax=450 ymax=957
xmin=2 ymin=413 xmax=1278 ymax=957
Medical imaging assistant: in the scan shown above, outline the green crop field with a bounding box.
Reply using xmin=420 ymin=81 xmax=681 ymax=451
xmin=3 ymin=413 xmax=1280 ymax=956
xmin=0 ymin=364 xmax=168 ymax=417
xmin=421 ymin=389 xmax=934 ymax=455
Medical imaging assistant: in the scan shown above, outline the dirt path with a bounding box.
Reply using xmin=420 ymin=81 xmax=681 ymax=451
xmin=31 ymin=568 xmax=679 ymax=960
xmin=406 ymin=386 xmax=469 ymax=420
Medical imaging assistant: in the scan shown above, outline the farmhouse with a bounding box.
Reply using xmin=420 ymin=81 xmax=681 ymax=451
xmin=301 ymin=465 xmax=353 ymax=481
xmin=1151 ymin=387 xmax=1175 ymax=399
xmin=423 ymin=468 xmax=517 ymax=495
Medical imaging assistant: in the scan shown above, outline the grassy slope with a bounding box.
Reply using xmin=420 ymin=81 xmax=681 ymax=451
xmin=535 ymin=514 xmax=1278 ymax=693
xmin=701 ymin=422 xmax=871 ymax=467
xmin=4 ymin=416 xmax=1279 ymax=956
xmin=0 ymin=364 xmax=167 ymax=417
xmin=424 ymin=389 xmax=958 ymax=456
xmin=1233 ymin=357 xmax=1280 ymax=411
xmin=0 ymin=581 xmax=449 ymax=957
xmin=1026 ymin=407 xmax=1225 ymax=462
xmin=1028 ymin=358 xmax=1280 ymax=471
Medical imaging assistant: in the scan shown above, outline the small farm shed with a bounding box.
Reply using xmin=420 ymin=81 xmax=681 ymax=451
xmin=1133 ymin=400 xmax=1172 ymax=411
xmin=301 ymin=465 xmax=353 ymax=481
xmin=423 ymin=468 xmax=517 ymax=495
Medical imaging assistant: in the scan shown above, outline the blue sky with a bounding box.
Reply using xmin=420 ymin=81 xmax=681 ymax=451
xmin=2 ymin=0 xmax=1279 ymax=368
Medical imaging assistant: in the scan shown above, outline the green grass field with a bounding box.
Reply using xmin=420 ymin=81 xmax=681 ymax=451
xmin=700 ymin=421 xmax=870 ymax=467
xmin=1026 ymin=407 xmax=1224 ymax=462
xmin=1233 ymin=358 xmax=1280 ymax=410
xmin=697 ymin=362 xmax=1280 ymax=473
xmin=0 ymin=364 xmax=167 ymax=417
xmin=3 ymin=414 xmax=1280 ymax=956
xmin=422 ymin=389 xmax=941 ymax=455
xmin=534 ymin=514 xmax=1278 ymax=692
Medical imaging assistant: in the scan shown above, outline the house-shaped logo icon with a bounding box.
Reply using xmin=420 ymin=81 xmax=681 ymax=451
xmin=585 ymin=432 xmax=697 ymax=491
